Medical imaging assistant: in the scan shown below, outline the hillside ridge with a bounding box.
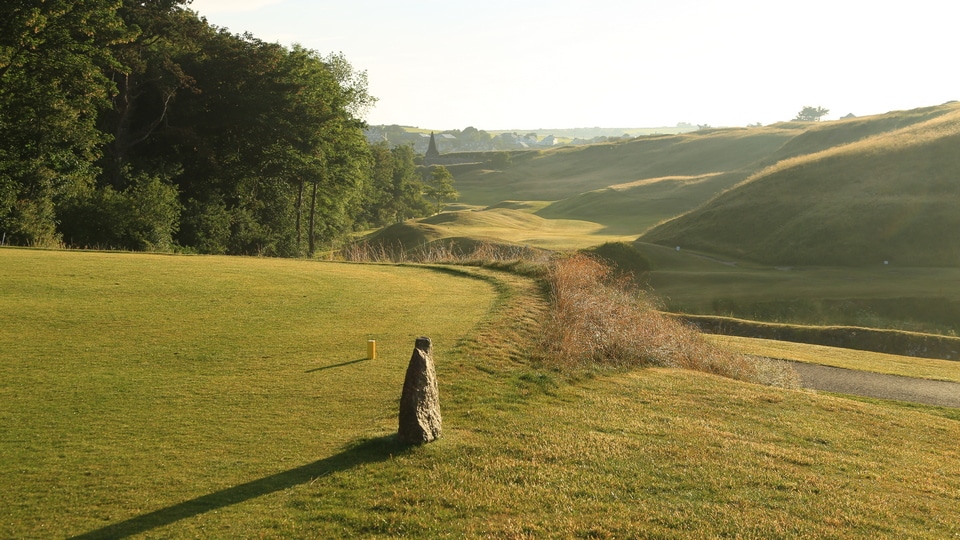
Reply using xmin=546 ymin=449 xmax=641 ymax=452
xmin=641 ymin=102 xmax=960 ymax=267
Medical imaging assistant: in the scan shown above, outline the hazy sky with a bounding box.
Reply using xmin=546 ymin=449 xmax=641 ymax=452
xmin=187 ymin=0 xmax=958 ymax=130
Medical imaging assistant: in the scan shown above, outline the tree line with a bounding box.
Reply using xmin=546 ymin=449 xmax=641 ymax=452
xmin=1 ymin=0 xmax=439 ymax=256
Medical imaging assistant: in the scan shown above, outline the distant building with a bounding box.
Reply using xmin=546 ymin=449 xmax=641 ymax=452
xmin=424 ymin=132 xmax=440 ymax=163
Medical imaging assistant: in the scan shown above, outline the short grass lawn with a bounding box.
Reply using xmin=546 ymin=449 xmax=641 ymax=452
xmin=0 ymin=248 xmax=494 ymax=538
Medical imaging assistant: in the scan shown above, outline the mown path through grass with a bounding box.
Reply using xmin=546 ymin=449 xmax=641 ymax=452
xmin=788 ymin=362 xmax=960 ymax=408
xmin=710 ymin=334 xmax=960 ymax=407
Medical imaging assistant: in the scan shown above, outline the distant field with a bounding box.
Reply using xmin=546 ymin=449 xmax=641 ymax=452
xmin=2 ymin=248 xmax=959 ymax=537
xmin=452 ymin=127 xmax=795 ymax=207
xmin=367 ymin=206 xmax=635 ymax=250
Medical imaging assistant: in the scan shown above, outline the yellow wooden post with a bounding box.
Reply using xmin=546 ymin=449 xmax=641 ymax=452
xmin=367 ymin=340 xmax=377 ymax=360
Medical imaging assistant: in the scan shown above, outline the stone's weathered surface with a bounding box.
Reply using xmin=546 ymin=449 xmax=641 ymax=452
xmin=398 ymin=336 xmax=442 ymax=444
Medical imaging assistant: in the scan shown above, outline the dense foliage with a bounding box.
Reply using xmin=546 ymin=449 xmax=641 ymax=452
xmin=0 ymin=0 xmax=431 ymax=255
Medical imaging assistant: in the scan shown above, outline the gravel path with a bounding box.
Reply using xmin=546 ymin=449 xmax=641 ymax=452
xmin=788 ymin=361 xmax=960 ymax=408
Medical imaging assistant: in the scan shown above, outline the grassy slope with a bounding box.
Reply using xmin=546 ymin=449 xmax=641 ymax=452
xmin=642 ymin=102 xmax=960 ymax=267
xmin=3 ymin=249 xmax=960 ymax=538
xmin=635 ymin=241 xmax=960 ymax=334
xmin=369 ymin=128 xmax=802 ymax=250
xmin=454 ymin=128 xmax=796 ymax=208
xmin=767 ymin=104 xmax=957 ymax=163
xmin=366 ymin=207 xmax=632 ymax=250
xmin=413 ymin=104 xmax=959 ymax=255
xmin=536 ymin=171 xmax=750 ymax=235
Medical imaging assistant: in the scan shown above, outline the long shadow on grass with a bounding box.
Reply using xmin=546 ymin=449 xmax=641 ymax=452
xmin=305 ymin=357 xmax=369 ymax=372
xmin=71 ymin=435 xmax=407 ymax=539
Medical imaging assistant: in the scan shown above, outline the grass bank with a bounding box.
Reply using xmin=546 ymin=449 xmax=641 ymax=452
xmin=637 ymin=242 xmax=960 ymax=335
xmin=361 ymin=206 xmax=633 ymax=251
xmin=641 ymin=103 xmax=960 ymax=267
xmin=677 ymin=313 xmax=960 ymax=361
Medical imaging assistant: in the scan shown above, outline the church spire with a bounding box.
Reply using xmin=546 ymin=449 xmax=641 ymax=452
xmin=425 ymin=132 xmax=440 ymax=162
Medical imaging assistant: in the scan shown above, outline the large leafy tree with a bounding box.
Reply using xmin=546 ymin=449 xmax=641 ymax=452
xmin=2 ymin=3 xmax=392 ymax=255
xmin=361 ymin=142 xmax=396 ymax=227
xmin=360 ymin=143 xmax=430 ymax=227
xmin=99 ymin=0 xmax=200 ymax=188
xmin=426 ymin=165 xmax=459 ymax=214
xmin=59 ymin=0 xmax=198 ymax=251
xmin=277 ymin=46 xmax=375 ymax=256
xmin=151 ymin=35 xmax=376 ymax=256
xmin=386 ymin=144 xmax=431 ymax=222
xmin=391 ymin=145 xmax=432 ymax=221
xmin=164 ymin=28 xmax=297 ymax=255
xmin=0 ymin=0 xmax=133 ymax=245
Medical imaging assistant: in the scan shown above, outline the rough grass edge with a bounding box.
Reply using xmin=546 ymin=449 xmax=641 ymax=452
xmin=535 ymin=253 xmax=800 ymax=388
xmin=339 ymin=241 xmax=797 ymax=388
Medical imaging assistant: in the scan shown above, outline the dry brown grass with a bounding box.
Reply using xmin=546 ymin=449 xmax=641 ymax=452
xmin=339 ymin=239 xmax=552 ymax=266
xmin=538 ymin=253 xmax=799 ymax=387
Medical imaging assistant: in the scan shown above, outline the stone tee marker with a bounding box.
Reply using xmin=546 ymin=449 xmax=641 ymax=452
xmin=398 ymin=336 xmax=442 ymax=444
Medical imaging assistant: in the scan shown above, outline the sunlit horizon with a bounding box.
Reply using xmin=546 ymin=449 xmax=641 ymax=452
xmin=188 ymin=0 xmax=958 ymax=130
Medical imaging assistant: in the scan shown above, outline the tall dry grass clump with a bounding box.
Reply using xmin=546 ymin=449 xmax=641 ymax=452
xmin=539 ymin=253 xmax=798 ymax=387
xmin=340 ymin=239 xmax=551 ymax=267
xmin=340 ymin=241 xmax=405 ymax=263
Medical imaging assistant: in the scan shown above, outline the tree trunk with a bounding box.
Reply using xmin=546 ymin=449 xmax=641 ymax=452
xmin=308 ymin=180 xmax=318 ymax=256
xmin=295 ymin=177 xmax=304 ymax=254
xmin=106 ymin=72 xmax=134 ymax=188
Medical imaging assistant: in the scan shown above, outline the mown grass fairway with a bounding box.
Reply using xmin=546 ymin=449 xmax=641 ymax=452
xmin=366 ymin=206 xmax=634 ymax=251
xmin=3 ymin=248 xmax=960 ymax=538
xmin=0 ymin=248 xmax=494 ymax=537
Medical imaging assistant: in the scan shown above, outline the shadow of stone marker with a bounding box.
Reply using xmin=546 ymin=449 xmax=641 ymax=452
xmin=398 ymin=336 xmax=442 ymax=444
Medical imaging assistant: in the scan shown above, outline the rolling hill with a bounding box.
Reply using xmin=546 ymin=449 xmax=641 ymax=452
xmin=442 ymin=101 xmax=960 ymax=253
xmin=535 ymin=171 xmax=749 ymax=235
xmin=363 ymin=102 xmax=960 ymax=331
xmin=362 ymin=207 xmax=628 ymax=251
xmin=452 ymin=127 xmax=797 ymax=207
xmin=368 ymin=102 xmax=960 ymax=269
xmin=641 ymin=101 xmax=960 ymax=267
